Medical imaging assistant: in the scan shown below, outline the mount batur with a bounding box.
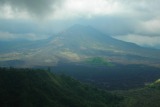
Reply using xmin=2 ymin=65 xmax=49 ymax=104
xmin=1 ymin=25 xmax=160 ymax=107
xmin=0 ymin=24 xmax=160 ymax=67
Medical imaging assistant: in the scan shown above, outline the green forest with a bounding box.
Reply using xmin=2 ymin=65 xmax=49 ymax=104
xmin=0 ymin=67 xmax=160 ymax=107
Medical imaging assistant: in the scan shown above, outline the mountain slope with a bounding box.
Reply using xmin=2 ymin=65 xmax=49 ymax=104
xmin=0 ymin=67 xmax=121 ymax=107
xmin=30 ymin=24 xmax=160 ymax=66
xmin=0 ymin=24 xmax=160 ymax=67
xmin=50 ymin=24 xmax=160 ymax=55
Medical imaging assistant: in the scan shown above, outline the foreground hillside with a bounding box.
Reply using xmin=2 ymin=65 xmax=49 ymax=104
xmin=0 ymin=67 xmax=121 ymax=107
xmin=118 ymin=80 xmax=160 ymax=107
xmin=0 ymin=67 xmax=160 ymax=107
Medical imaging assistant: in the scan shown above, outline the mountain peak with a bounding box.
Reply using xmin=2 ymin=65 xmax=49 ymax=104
xmin=66 ymin=24 xmax=99 ymax=34
xmin=70 ymin=24 xmax=91 ymax=29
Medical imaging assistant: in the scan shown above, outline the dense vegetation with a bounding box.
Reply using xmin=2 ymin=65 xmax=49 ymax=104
xmin=1 ymin=67 xmax=160 ymax=107
xmin=52 ymin=63 xmax=160 ymax=90
xmin=0 ymin=67 xmax=122 ymax=107
xmin=118 ymin=81 xmax=160 ymax=107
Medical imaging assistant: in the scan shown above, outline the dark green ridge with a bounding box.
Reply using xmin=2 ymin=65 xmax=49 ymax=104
xmin=0 ymin=67 xmax=122 ymax=107
xmin=116 ymin=80 xmax=160 ymax=107
xmin=1 ymin=67 xmax=160 ymax=107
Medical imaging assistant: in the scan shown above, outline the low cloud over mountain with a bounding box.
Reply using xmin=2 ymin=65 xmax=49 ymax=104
xmin=0 ymin=0 xmax=160 ymax=48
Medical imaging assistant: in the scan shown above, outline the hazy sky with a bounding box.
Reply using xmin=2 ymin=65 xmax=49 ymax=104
xmin=0 ymin=0 xmax=160 ymax=48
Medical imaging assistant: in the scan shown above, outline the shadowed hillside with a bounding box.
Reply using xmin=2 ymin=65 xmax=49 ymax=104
xmin=118 ymin=80 xmax=160 ymax=107
xmin=0 ymin=67 xmax=121 ymax=107
xmin=0 ymin=67 xmax=160 ymax=107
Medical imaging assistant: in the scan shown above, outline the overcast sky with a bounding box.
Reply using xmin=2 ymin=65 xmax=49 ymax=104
xmin=0 ymin=0 xmax=160 ymax=48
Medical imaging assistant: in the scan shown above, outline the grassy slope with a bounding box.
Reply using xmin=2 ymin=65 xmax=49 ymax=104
xmin=85 ymin=57 xmax=113 ymax=66
xmin=0 ymin=67 xmax=121 ymax=107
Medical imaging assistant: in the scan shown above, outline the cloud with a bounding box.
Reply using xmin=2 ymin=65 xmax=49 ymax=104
xmin=0 ymin=0 xmax=63 ymax=19
xmin=0 ymin=0 xmax=160 ymax=48
xmin=0 ymin=0 xmax=159 ymax=20
xmin=0 ymin=31 xmax=49 ymax=41
xmin=52 ymin=0 xmax=123 ymax=19
xmin=0 ymin=0 xmax=159 ymax=22
xmin=114 ymin=34 xmax=160 ymax=48
xmin=51 ymin=0 xmax=160 ymax=37
xmin=51 ymin=0 xmax=160 ymax=19
xmin=136 ymin=18 xmax=160 ymax=36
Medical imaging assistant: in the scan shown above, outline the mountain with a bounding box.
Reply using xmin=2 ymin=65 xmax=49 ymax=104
xmin=0 ymin=67 xmax=122 ymax=107
xmin=0 ymin=24 xmax=160 ymax=67
xmin=49 ymin=24 xmax=160 ymax=65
